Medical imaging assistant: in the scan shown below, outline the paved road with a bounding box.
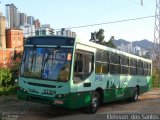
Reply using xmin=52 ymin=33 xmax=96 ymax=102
xmin=0 ymin=88 xmax=160 ymax=120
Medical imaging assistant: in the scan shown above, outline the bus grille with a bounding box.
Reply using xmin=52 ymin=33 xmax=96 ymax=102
xmin=29 ymin=96 xmax=51 ymax=104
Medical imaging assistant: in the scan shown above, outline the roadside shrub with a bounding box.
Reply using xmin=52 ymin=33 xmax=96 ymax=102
xmin=151 ymin=76 xmax=160 ymax=88
xmin=0 ymin=68 xmax=18 ymax=95
xmin=0 ymin=68 xmax=12 ymax=87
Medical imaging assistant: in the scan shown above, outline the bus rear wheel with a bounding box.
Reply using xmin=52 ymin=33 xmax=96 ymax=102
xmin=84 ymin=91 xmax=100 ymax=114
xmin=128 ymin=87 xmax=139 ymax=102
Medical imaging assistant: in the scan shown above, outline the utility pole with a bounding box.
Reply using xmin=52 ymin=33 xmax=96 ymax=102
xmin=153 ymin=0 xmax=160 ymax=87
xmin=153 ymin=0 xmax=160 ymax=68
xmin=141 ymin=0 xmax=160 ymax=86
xmin=154 ymin=0 xmax=160 ymax=45
xmin=141 ymin=0 xmax=143 ymax=6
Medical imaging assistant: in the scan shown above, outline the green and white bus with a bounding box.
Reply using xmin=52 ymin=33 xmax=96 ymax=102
xmin=18 ymin=35 xmax=152 ymax=113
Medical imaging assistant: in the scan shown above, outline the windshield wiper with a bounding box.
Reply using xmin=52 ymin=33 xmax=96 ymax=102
xmin=31 ymin=45 xmax=36 ymax=71
xmin=23 ymin=52 xmax=26 ymax=62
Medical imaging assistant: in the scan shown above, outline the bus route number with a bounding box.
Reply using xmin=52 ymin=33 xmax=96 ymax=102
xmin=95 ymin=76 xmax=103 ymax=81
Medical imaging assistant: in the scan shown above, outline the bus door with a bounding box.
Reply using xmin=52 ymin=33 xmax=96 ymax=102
xmin=73 ymin=50 xmax=94 ymax=107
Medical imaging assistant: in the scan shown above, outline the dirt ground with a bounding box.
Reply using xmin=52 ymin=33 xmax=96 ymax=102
xmin=0 ymin=88 xmax=160 ymax=120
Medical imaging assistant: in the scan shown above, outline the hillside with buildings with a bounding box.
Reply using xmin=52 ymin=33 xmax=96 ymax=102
xmin=113 ymin=39 xmax=154 ymax=59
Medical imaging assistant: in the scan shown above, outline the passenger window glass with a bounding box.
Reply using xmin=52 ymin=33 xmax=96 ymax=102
xmin=144 ymin=62 xmax=148 ymax=69
xmin=95 ymin=62 xmax=109 ymax=74
xmin=121 ymin=66 xmax=129 ymax=74
xmin=148 ymin=64 xmax=151 ymax=70
xmin=137 ymin=68 xmax=144 ymax=75
xmin=96 ymin=51 xmax=102 ymax=61
xmin=110 ymin=64 xmax=120 ymax=74
xmin=121 ymin=56 xmax=129 ymax=65
xmin=130 ymin=67 xmax=137 ymax=75
xmin=130 ymin=59 xmax=137 ymax=67
xmin=74 ymin=50 xmax=94 ymax=83
xmin=110 ymin=53 xmax=120 ymax=64
xmin=137 ymin=60 xmax=143 ymax=68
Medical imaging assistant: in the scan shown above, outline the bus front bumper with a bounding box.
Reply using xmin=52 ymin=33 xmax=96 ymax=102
xmin=17 ymin=90 xmax=91 ymax=109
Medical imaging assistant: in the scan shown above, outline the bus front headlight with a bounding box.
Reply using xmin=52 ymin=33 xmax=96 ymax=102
xmin=19 ymin=87 xmax=27 ymax=93
xmin=55 ymin=94 xmax=69 ymax=98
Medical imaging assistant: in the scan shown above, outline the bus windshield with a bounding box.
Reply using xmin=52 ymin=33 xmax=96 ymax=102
xmin=20 ymin=47 xmax=73 ymax=81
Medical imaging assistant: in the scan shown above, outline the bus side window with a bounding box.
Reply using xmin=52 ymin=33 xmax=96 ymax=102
xmin=74 ymin=54 xmax=83 ymax=72
xmin=74 ymin=51 xmax=94 ymax=83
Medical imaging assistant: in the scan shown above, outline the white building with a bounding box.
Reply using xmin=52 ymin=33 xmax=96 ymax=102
xmin=19 ymin=25 xmax=35 ymax=38
xmin=138 ymin=49 xmax=149 ymax=57
xmin=41 ymin=24 xmax=50 ymax=28
xmin=117 ymin=43 xmax=126 ymax=52
xmin=126 ymin=42 xmax=133 ymax=53
xmin=5 ymin=4 xmax=10 ymax=28
xmin=117 ymin=42 xmax=133 ymax=53
xmin=35 ymin=24 xmax=54 ymax=35
xmin=116 ymin=40 xmax=151 ymax=58
xmin=133 ymin=45 xmax=141 ymax=54
xmin=56 ymin=28 xmax=76 ymax=37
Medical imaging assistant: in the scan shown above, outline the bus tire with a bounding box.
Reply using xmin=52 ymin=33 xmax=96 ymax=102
xmin=84 ymin=91 xmax=100 ymax=114
xmin=128 ymin=87 xmax=138 ymax=102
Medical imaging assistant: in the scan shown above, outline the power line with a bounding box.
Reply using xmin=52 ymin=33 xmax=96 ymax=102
xmin=141 ymin=0 xmax=143 ymax=6
xmin=128 ymin=0 xmax=142 ymax=6
xmin=0 ymin=15 xmax=155 ymax=37
xmin=127 ymin=0 xmax=153 ymax=16
xmin=55 ymin=15 xmax=155 ymax=30
xmin=140 ymin=0 xmax=154 ymax=16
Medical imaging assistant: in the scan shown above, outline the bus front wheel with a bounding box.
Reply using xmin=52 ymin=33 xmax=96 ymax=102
xmin=84 ymin=91 xmax=100 ymax=114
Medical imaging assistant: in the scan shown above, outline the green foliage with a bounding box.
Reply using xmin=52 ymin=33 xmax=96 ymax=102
xmin=151 ymin=62 xmax=160 ymax=88
xmin=0 ymin=64 xmax=20 ymax=95
xmin=0 ymin=68 xmax=17 ymax=95
xmin=0 ymin=68 xmax=12 ymax=87
xmin=104 ymin=36 xmax=116 ymax=49
xmin=96 ymin=29 xmax=105 ymax=44
xmin=90 ymin=29 xmax=116 ymax=49
xmin=151 ymin=76 xmax=160 ymax=88
xmin=0 ymin=51 xmax=21 ymax=95
xmin=10 ymin=51 xmax=21 ymax=87
xmin=0 ymin=85 xmax=18 ymax=95
xmin=10 ymin=61 xmax=20 ymax=86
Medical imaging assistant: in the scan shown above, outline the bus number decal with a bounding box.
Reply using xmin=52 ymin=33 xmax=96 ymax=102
xmin=95 ymin=76 xmax=102 ymax=81
xmin=42 ymin=89 xmax=56 ymax=95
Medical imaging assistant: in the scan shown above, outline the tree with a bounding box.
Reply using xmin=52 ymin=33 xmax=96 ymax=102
xmin=90 ymin=32 xmax=97 ymax=42
xmin=0 ymin=67 xmax=18 ymax=95
xmin=10 ymin=51 xmax=22 ymax=85
xmin=152 ymin=60 xmax=160 ymax=88
xmin=90 ymin=29 xmax=116 ymax=49
xmin=90 ymin=29 xmax=105 ymax=44
xmin=96 ymin=29 xmax=105 ymax=44
xmin=0 ymin=68 xmax=12 ymax=87
xmin=105 ymin=36 xmax=116 ymax=48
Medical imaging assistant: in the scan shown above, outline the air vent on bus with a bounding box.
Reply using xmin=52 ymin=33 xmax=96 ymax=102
xmin=28 ymin=82 xmax=56 ymax=88
xmin=29 ymin=96 xmax=51 ymax=104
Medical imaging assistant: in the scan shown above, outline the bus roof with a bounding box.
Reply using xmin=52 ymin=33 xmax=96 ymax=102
xmin=75 ymin=37 xmax=152 ymax=63
xmin=27 ymin=35 xmax=76 ymax=39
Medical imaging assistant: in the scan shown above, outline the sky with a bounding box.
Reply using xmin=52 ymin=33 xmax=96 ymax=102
xmin=0 ymin=0 xmax=156 ymax=42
